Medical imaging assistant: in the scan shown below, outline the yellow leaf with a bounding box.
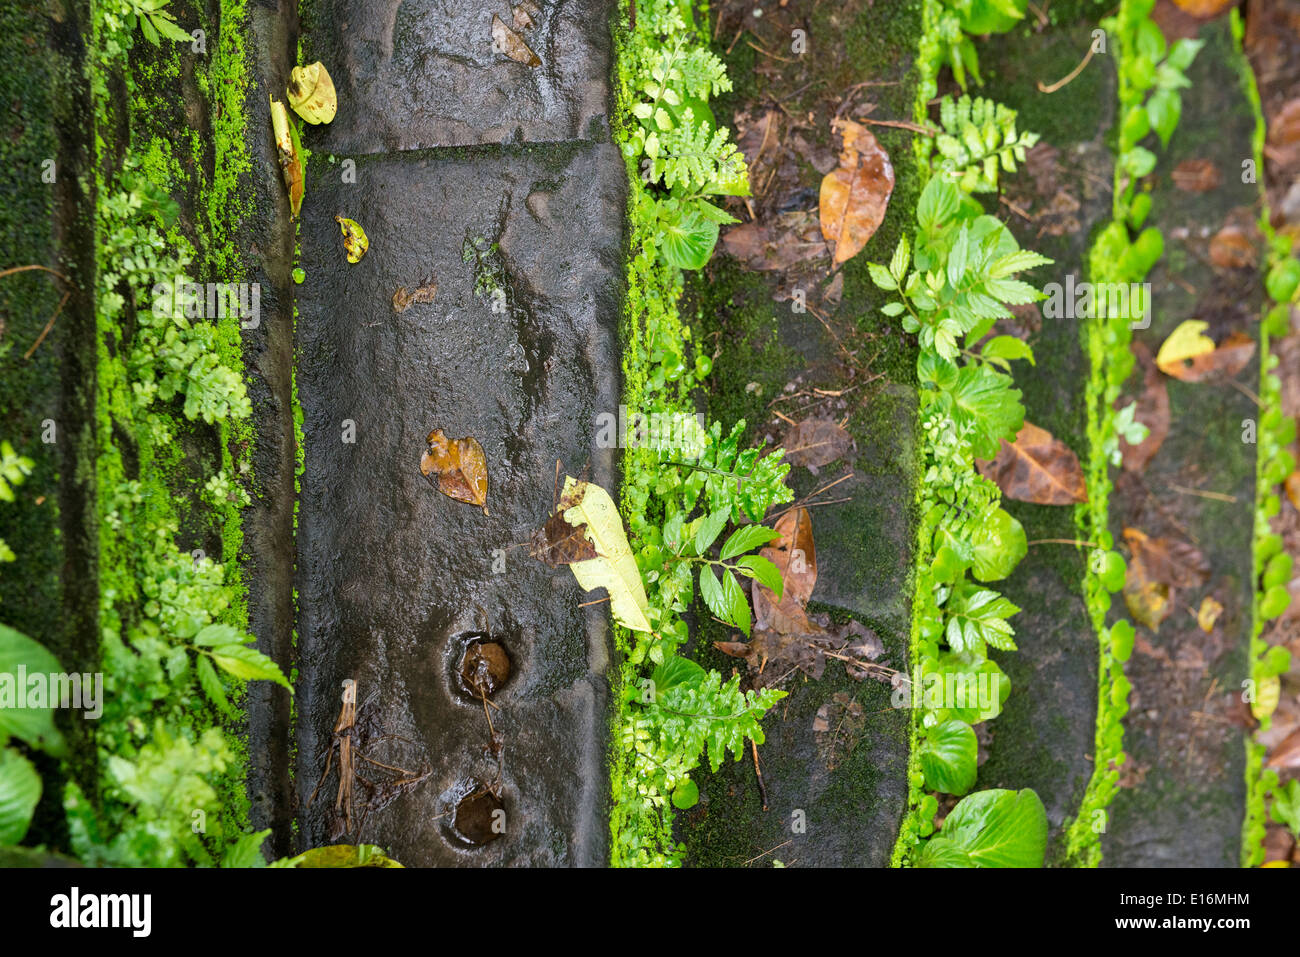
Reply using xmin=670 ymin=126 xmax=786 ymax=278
xmin=287 ymin=61 xmax=338 ymax=125
xmin=335 ymin=216 xmax=369 ymax=264
xmin=1155 ymin=320 xmax=1214 ymax=376
xmin=1252 ymin=674 xmax=1280 ymax=722
xmin=1196 ymin=596 xmax=1223 ymax=632
xmin=559 ymin=477 xmax=652 ymax=632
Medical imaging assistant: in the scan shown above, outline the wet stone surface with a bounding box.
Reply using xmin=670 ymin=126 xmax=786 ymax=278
xmin=305 ymin=0 xmax=614 ymax=154
xmin=293 ymin=127 xmax=625 ymax=862
xmin=971 ymin=24 xmax=1115 ymax=861
xmin=1101 ymin=20 xmax=1259 ymax=867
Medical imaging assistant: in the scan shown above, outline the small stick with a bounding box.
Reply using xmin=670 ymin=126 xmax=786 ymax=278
xmin=747 ymin=40 xmax=795 ymax=63
xmin=1027 ymin=538 xmax=1099 ymax=548
xmin=742 ymin=839 xmax=791 ymax=866
xmin=578 ymin=595 xmax=611 ymax=607
xmin=1038 ymin=43 xmax=1096 ymax=94
xmin=853 ymin=116 xmax=937 ymax=136
xmin=1167 ymin=484 xmax=1237 ymax=504
xmin=751 ymin=738 xmax=769 ymax=811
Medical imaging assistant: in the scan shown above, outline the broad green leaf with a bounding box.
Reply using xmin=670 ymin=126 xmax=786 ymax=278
xmin=722 ymin=568 xmax=751 ymax=636
xmin=222 ymin=829 xmax=271 ymax=868
xmin=209 ymin=644 xmax=293 ymax=691
xmin=193 ymin=623 xmax=245 ymax=647
xmin=980 ymin=335 xmax=1035 ymax=368
xmin=659 ymin=208 xmax=719 ymax=271
xmin=735 ymin=554 xmax=783 ymax=599
xmin=921 ymin=788 xmax=1048 ymax=868
xmin=919 ymin=720 xmax=978 ymax=795
xmin=944 ymin=364 xmax=1024 ymax=460
xmin=196 ymin=654 xmax=236 ymax=717
xmin=671 ymin=778 xmax=699 ymax=809
xmin=693 ymin=510 xmax=729 ymax=555
xmin=970 ymin=507 xmax=1027 ymax=582
xmin=562 ymin=477 xmax=653 ymax=632
xmin=698 ymin=566 xmax=728 ymax=623
xmin=1146 ymin=89 xmax=1180 ymax=149
xmin=720 ymin=524 xmax=780 ymax=560
xmin=0 ymin=747 xmax=40 ymax=845
xmin=945 ymin=587 xmax=1020 ymax=653
xmin=930 ymin=653 xmax=1011 ymax=724
xmin=868 ymin=262 xmax=897 ymax=290
xmin=917 ymin=177 xmax=961 ymax=235
xmin=651 ymin=655 xmax=707 ymax=695
xmin=0 ymin=624 xmax=66 ymax=755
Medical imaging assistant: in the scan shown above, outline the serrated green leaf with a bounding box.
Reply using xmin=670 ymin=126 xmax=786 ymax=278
xmin=720 ymin=524 xmax=780 ymax=560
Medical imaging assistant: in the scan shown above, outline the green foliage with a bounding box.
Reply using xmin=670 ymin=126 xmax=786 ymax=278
xmin=918 ymin=787 xmax=1048 ymax=867
xmin=0 ymin=624 xmax=68 ymax=847
xmin=936 ymin=0 xmax=1028 ymax=90
xmin=871 ymin=132 xmax=1049 ymax=850
xmin=620 ymin=0 xmax=748 ymax=271
xmin=0 ymin=440 xmax=33 ymax=562
xmin=935 ymin=95 xmax=1039 ymax=193
xmin=1268 ymin=776 xmax=1300 ymax=838
xmin=128 ymin=0 xmax=193 ymax=47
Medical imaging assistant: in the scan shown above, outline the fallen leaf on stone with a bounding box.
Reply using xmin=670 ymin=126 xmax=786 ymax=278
xmin=392 ymin=279 xmax=438 ymax=313
xmin=270 ymin=96 xmax=305 ymax=218
xmin=550 ymin=477 xmax=651 ymax=632
xmin=491 ymin=13 xmax=540 ymax=67
xmin=1285 ymin=471 xmax=1300 ymax=511
xmin=782 ymin=418 xmax=853 ymax=473
xmin=753 ymin=507 xmax=817 ymax=633
xmin=819 ymin=119 xmax=894 ymax=265
xmin=1123 ymin=527 xmax=1210 ymax=589
xmin=421 ymin=429 xmax=489 ymax=512
xmin=1254 ymin=674 xmax=1281 ymax=722
xmin=1197 ymin=595 xmax=1224 ymax=632
xmin=1171 ymin=158 xmax=1222 ymax=193
xmin=287 ymin=61 xmax=337 ymax=125
xmin=1209 ymin=224 xmax=1256 ymax=269
xmin=977 ymin=421 xmax=1087 ymax=505
xmin=1171 ymin=0 xmax=1236 ymax=17
xmin=1266 ymin=727 xmax=1300 ymax=771
xmin=1121 ymin=343 xmax=1170 ymax=473
xmin=1156 ymin=320 xmax=1255 ymax=381
xmin=1124 ymin=549 xmax=1172 ymax=632
xmin=512 ymin=0 xmax=540 ymax=31
xmin=336 ymin=216 xmax=369 ymax=264
xmin=529 ymin=480 xmax=597 ymax=566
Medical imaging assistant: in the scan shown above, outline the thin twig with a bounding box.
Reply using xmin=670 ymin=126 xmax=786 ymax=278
xmin=1038 ymin=43 xmax=1096 ymax=93
xmin=751 ymin=738 xmax=769 ymax=811
xmin=1167 ymin=484 xmax=1237 ymax=504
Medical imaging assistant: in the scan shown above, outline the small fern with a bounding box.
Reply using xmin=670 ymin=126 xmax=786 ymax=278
xmin=934 ymin=95 xmax=1039 ymax=194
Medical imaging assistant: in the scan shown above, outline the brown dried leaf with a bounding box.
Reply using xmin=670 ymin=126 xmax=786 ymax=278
xmin=1121 ymin=344 xmax=1170 ymax=473
xmin=1284 ymin=470 xmax=1300 ymax=511
xmin=1209 ymin=224 xmax=1256 ymax=269
xmin=753 ymin=507 xmax=817 ymax=632
xmin=1124 ymin=551 xmax=1172 ymax=631
xmin=491 ymin=13 xmax=540 ymax=67
xmin=528 ymin=500 xmax=597 ymax=567
xmin=1123 ymin=527 xmax=1211 ymax=589
xmin=512 ymin=0 xmax=540 ymax=31
xmin=1170 ymin=0 xmax=1236 ymax=17
xmin=977 ymin=421 xmax=1087 ymax=505
xmin=420 ymin=429 xmax=489 ymax=512
xmin=819 ymin=120 xmax=894 ymax=265
xmin=1266 ymin=727 xmax=1300 ymax=770
xmin=721 ymin=212 xmax=830 ymax=272
xmin=782 ymin=417 xmax=854 ymax=473
xmin=1157 ymin=326 xmax=1256 ymax=382
xmin=393 ymin=279 xmax=438 ymax=313
xmin=1270 ymin=99 xmax=1300 ymax=149
xmin=1172 ymin=158 xmax=1222 ymax=193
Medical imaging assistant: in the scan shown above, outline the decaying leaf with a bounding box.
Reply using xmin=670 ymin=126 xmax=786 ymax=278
xmin=1124 ymin=551 xmax=1172 ymax=632
xmin=1197 ymin=595 xmax=1224 ymax=632
xmin=1286 ymin=471 xmax=1300 ymax=511
xmin=1122 ymin=527 xmax=1211 ymax=589
xmin=551 ymin=477 xmax=652 ymax=632
xmin=1172 ymin=158 xmax=1222 ymax=192
xmin=715 ymin=507 xmax=889 ymax=690
xmin=392 ymin=279 xmax=438 ymax=313
xmin=287 ymin=61 xmax=338 ymax=125
xmin=529 ymin=480 xmax=597 ymax=566
xmin=753 ymin=507 xmax=817 ymax=633
xmin=1254 ymin=674 xmax=1281 ymax=723
xmin=976 ymin=421 xmax=1087 ymax=505
xmin=782 ymin=418 xmax=854 ymax=473
xmin=1156 ymin=320 xmax=1255 ymax=381
xmin=1209 ymin=224 xmax=1256 ymax=269
xmin=1121 ymin=344 xmax=1170 ymax=473
xmin=336 ymin=216 xmax=369 ymax=264
xmin=721 ymin=213 xmax=830 ymax=272
xmin=420 ymin=429 xmax=489 ymax=512
xmin=491 ymin=13 xmax=540 ymax=67
xmin=1266 ymin=727 xmax=1300 ymax=771
xmin=270 ymin=96 xmax=305 ymax=218
xmin=1170 ymin=0 xmax=1235 ymax=17
xmin=512 ymin=0 xmax=540 ymax=30
xmin=819 ymin=119 xmax=895 ymax=265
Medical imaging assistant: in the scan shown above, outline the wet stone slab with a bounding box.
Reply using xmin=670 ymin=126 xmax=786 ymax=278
xmin=304 ymin=0 xmax=614 ymax=154
xmin=1101 ymin=20 xmax=1259 ymax=868
xmin=293 ymin=141 xmax=625 ymax=865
